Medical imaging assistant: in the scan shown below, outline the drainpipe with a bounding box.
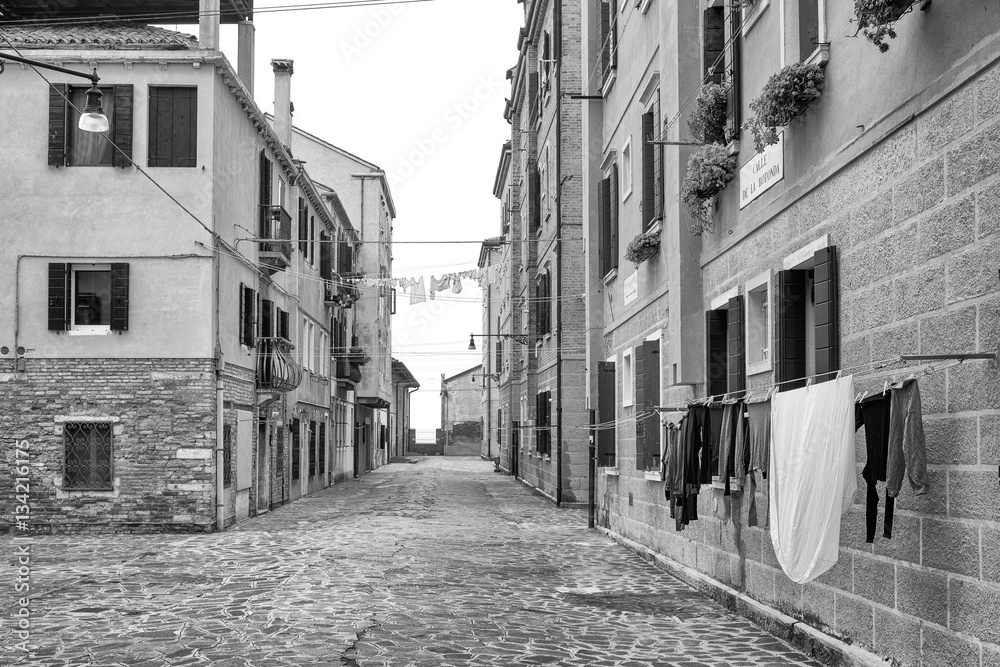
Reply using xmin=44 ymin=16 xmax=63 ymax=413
xmin=214 ymin=229 xmax=225 ymax=532
xmin=554 ymin=0 xmax=564 ymax=508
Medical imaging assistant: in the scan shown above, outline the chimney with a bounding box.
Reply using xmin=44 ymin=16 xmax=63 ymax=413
xmin=237 ymin=21 xmax=255 ymax=95
xmin=199 ymin=0 xmax=220 ymax=50
xmin=271 ymin=59 xmax=294 ymax=150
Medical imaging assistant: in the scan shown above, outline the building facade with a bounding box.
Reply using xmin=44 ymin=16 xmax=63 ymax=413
xmin=478 ymin=228 xmax=505 ymax=461
xmin=485 ymin=0 xmax=591 ymax=506
xmin=0 ymin=8 xmax=388 ymax=531
xmin=391 ymin=358 xmax=419 ymax=460
xmin=579 ymin=1 xmax=1000 ymax=665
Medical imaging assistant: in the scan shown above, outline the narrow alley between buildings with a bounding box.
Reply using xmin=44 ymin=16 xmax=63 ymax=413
xmin=3 ymin=458 xmax=826 ymax=667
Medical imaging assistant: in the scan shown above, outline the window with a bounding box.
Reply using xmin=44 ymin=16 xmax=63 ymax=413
xmin=535 ymin=272 xmax=551 ymax=336
xmin=641 ymin=100 xmax=663 ymax=230
xmin=308 ymin=421 xmax=316 ymax=477
xmin=597 ymin=360 xmax=616 ymax=466
xmin=599 ymin=0 xmax=618 ymax=87
xmin=621 ymin=138 xmax=633 ymax=201
xmin=309 ymin=215 xmax=316 ymax=266
xmin=318 ymin=422 xmax=326 ymax=475
xmin=239 ymin=283 xmax=256 ymax=348
xmin=635 ymin=338 xmax=661 ymax=471
xmin=497 ymin=408 xmax=503 ymax=446
xmin=535 ymin=390 xmax=551 ymax=456
xmin=745 ymin=270 xmax=773 ymax=376
xmin=706 ymin=294 xmax=745 ymax=397
xmin=541 ymin=31 xmax=552 ymax=96
xmin=740 ymin=0 xmax=770 ymax=35
xmin=496 ymin=338 xmax=503 ymax=376
xmin=540 ymin=146 xmax=550 ymax=214
xmin=622 ymin=348 xmax=634 ymax=406
xmin=796 ymin=0 xmax=822 ymax=64
xmin=63 ymin=421 xmax=112 ymax=490
xmin=223 ymin=424 xmax=233 ymax=487
xmin=298 ymin=198 xmax=308 ymax=256
xmin=275 ymin=426 xmax=284 ymax=474
xmin=599 ymin=162 xmax=620 ymax=279
xmin=48 ymin=84 xmax=132 ymax=168
xmin=148 ymin=87 xmax=197 ymax=167
xmin=703 ymin=3 xmax=742 ymax=140
xmin=777 ymin=243 xmax=839 ymax=389
xmin=48 ymin=263 xmax=129 ymax=333
xmin=530 ymin=165 xmax=542 ymax=234
xmin=291 ymin=419 xmax=301 ymax=480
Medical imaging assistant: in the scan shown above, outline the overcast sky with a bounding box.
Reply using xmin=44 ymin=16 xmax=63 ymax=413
xmin=213 ymin=0 xmax=523 ymax=431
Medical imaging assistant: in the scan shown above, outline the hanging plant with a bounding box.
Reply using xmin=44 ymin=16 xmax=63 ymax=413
xmin=743 ymin=63 xmax=825 ymax=153
xmin=687 ymin=83 xmax=728 ymax=146
xmin=853 ymin=0 xmax=918 ymax=52
xmin=624 ymin=228 xmax=662 ymax=265
xmin=680 ymin=143 xmax=737 ymax=235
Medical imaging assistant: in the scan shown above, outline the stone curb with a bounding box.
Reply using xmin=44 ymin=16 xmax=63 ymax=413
xmin=597 ymin=527 xmax=892 ymax=667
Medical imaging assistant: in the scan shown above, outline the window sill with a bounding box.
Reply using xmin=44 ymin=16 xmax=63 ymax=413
xmin=602 ymin=267 xmax=618 ymax=285
xmin=622 ymin=188 xmax=633 ymax=204
xmin=747 ymin=360 xmax=772 ymax=376
xmin=602 ymin=466 xmax=620 ymax=476
xmin=804 ymin=43 xmax=830 ymax=69
xmin=601 ymin=70 xmax=616 ymax=98
xmin=638 ymin=0 xmax=653 ymax=14
xmin=67 ymin=328 xmax=114 ymax=336
xmin=644 ymin=470 xmax=663 ymax=482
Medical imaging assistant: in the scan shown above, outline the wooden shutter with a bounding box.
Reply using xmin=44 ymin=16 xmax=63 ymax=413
xmin=635 ymin=339 xmax=660 ymax=470
xmin=641 ymin=111 xmax=655 ymax=229
xmin=112 ymin=84 xmax=133 ymax=168
xmin=776 ymin=270 xmax=808 ymax=390
xmin=48 ymin=84 xmax=68 ymax=167
xmin=600 ymin=0 xmax=611 ymax=79
xmin=298 ymin=198 xmax=307 ymax=255
xmin=634 ymin=343 xmax=647 ymax=469
xmin=599 ymin=176 xmax=610 ymax=277
xmin=706 ymin=309 xmax=728 ymax=397
xmin=610 ymin=6 xmax=618 ymax=70
xmin=727 ymin=295 xmax=745 ymax=392
xmin=703 ymin=7 xmax=725 ymax=85
xmin=597 ymin=361 xmax=616 ymax=466
xmin=241 ymin=284 xmax=256 ymax=348
xmin=813 ymin=246 xmax=840 ymax=382
xmin=278 ymin=308 xmax=289 ymax=341
xmin=48 ymin=262 xmax=69 ymax=330
xmin=110 ymin=263 xmax=130 ymax=332
xmin=610 ymin=163 xmax=619 ymax=271
xmin=320 ymin=233 xmax=333 ymax=280
xmin=319 ymin=423 xmax=326 ymax=473
xmin=291 ymin=418 xmax=301 ymax=480
xmin=259 ymin=150 xmax=272 ymax=236
xmin=652 ymin=100 xmax=663 ymax=222
xmin=148 ymin=87 xmax=197 ymax=167
xmin=726 ymin=4 xmax=742 ymax=139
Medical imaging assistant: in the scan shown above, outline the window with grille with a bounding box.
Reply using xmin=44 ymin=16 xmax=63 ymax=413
xmin=318 ymin=423 xmax=326 ymax=474
xmin=291 ymin=419 xmax=301 ymax=480
xmin=535 ymin=391 xmax=551 ymax=457
xmin=308 ymin=420 xmax=317 ymax=476
xmin=223 ymin=424 xmax=233 ymax=487
xmin=63 ymin=422 xmax=113 ymax=490
xmin=275 ymin=426 xmax=284 ymax=474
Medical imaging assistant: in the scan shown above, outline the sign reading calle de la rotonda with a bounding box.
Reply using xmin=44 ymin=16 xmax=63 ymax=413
xmin=740 ymin=132 xmax=784 ymax=210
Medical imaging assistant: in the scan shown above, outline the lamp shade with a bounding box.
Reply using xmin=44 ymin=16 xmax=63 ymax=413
xmin=468 ymin=334 xmax=476 ymax=351
xmin=78 ymin=84 xmax=109 ymax=133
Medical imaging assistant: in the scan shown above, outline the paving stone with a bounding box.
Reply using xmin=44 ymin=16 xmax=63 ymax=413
xmin=1 ymin=458 xmax=826 ymax=667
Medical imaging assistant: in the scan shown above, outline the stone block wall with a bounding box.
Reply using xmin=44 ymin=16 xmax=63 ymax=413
xmin=601 ymin=60 xmax=1000 ymax=665
xmin=0 ymin=358 xmax=217 ymax=532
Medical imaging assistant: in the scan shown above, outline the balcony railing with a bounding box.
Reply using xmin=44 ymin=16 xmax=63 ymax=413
xmin=259 ymin=204 xmax=292 ymax=275
xmin=257 ymin=337 xmax=302 ymax=392
xmin=324 ymin=277 xmax=340 ymax=306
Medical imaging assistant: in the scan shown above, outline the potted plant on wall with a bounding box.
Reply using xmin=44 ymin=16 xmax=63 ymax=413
xmin=743 ymin=62 xmax=825 ymax=153
xmin=853 ymin=0 xmax=925 ymax=52
xmin=680 ymin=143 xmax=737 ymax=235
xmin=624 ymin=227 xmax=662 ymax=265
xmin=687 ymin=83 xmax=728 ymax=146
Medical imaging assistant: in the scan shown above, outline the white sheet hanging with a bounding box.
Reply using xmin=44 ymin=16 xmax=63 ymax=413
xmin=769 ymin=375 xmax=857 ymax=584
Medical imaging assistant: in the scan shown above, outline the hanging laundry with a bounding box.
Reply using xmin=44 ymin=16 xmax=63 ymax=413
xmin=409 ymin=277 xmax=427 ymax=305
xmin=769 ymin=376 xmax=857 ymax=584
xmin=451 ymin=274 xmax=463 ymax=294
xmin=429 ymin=275 xmax=451 ymax=300
xmin=746 ymin=399 xmax=771 ymax=528
xmin=855 ymin=393 xmax=892 ymax=543
xmin=885 ymin=378 xmax=928 ymax=537
xmin=732 ymin=401 xmax=751 ymax=495
xmin=717 ymin=400 xmax=742 ymax=496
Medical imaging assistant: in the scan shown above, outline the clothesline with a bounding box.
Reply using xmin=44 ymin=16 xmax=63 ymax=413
xmin=652 ymin=355 xmax=968 ymax=413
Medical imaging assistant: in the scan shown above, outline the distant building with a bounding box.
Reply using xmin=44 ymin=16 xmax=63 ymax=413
xmin=390 ymin=358 xmax=419 ymax=459
xmin=478 ymin=230 xmax=505 ymax=461
xmin=438 ymin=365 xmax=482 ymax=456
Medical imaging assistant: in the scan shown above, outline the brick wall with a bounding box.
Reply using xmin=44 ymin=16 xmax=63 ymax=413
xmin=602 ymin=60 xmax=1000 ymax=665
xmin=1 ymin=358 xmax=217 ymax=532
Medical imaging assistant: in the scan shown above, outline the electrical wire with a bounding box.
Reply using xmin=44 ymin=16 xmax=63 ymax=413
xmin=0 ymin=0 xmax=441 ymax=27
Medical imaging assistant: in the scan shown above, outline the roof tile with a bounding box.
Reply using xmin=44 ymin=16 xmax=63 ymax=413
xmin=0 ymin=22 xmax=198 ymax=49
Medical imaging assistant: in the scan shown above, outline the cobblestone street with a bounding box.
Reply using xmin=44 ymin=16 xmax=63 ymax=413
xmin=3 ymin=458 xmax=826 ymax=666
